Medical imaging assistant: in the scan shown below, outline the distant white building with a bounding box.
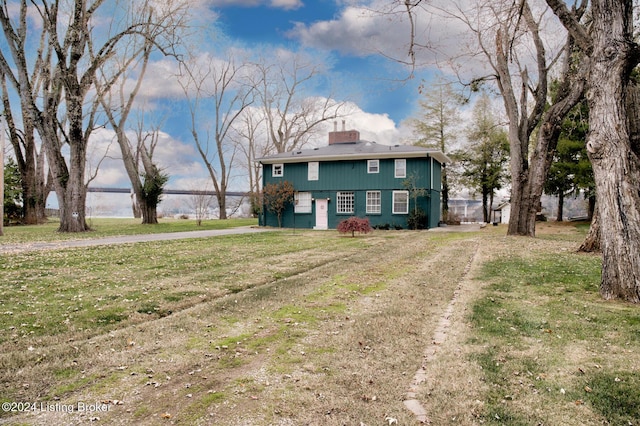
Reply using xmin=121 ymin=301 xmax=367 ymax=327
xmin=493 ymin=202 xmax=511 ymax=224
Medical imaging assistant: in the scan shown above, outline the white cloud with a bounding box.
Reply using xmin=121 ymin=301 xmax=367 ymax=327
xmin=208 ymin=0 xmax=261 ymax=6
xmin=134 ymin=59 xmax=185 ymax=101
xmin=270 ymin=0 xmax=303 ymax=10
xmin=288 ymin=0 xmax=565 ymax=84
xmin=288 ymin=5 xmax=404 ymax=58
xmin=305 ymin=100 xmax=402 ymax=147
xmin=85 ymin=128 xmax=204 ymax=188
xmin=207 ymin=0 xmax=302 ymax=9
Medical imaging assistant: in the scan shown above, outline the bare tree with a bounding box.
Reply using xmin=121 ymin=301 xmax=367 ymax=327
xmin=546 ymin=0 xmax=640 ymax=302
xmin=96 ymin=41 xmax=171 ymax=224
xmin=0 ymin=0 xmax=186 ymax=232
xmin=231 ymin=108 xmax=270 ymax=216
xmin=454 ymin=92 xmax=510 ymax=222
xmin=251 ymin=52 xmax=348 ymax=154
xmin=179 ymin=52 xmax=254 ymax=220
xmin=1 ymin=72 xmax=50 ymax=224
xmin=188 ymin=186 xmax=215 ymax=226
xmin=410 ymin=80 xmax=462 ymax=221
xmin=389 ymin=1 xmax=587 ymax=237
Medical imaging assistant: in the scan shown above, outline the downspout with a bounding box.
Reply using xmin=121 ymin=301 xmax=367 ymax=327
xmin=430 ymin=156 xmax=434 ymax=227
xmin=259 ymin=161 xmax=265 ymax=226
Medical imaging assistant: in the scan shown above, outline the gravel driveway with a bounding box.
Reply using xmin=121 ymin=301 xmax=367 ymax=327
xmin=0 ymin=226 xmax=271 ymax=253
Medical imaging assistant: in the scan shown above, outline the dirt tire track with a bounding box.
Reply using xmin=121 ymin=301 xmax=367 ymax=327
xmin=404 ymin=238 xmax=481 ymax=423
xmin=3 ymin=230 xmax=486 ymax=425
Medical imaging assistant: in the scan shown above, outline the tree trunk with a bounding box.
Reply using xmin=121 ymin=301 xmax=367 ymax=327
xmin=488 ymin=191 xmax=494 ymax=224
xmin=441 ymin=164 xmax=449 ymax=221
xmin=131 ymin=190 xmax=142 ymax=218
xmin=142 ymin=203 xmax=158 ymax=225
xmin=587 ymin=0 xmax=640 ymax=302
xmin=1 ymin=87 xmax=48 ymax=225
xmin=556 ymin=191 xmax=564 ymax=222
xmin=56 ymin=142 xmax=90 ymax=233
xmin=481 ymin=185 xmax=489 ymax=223
xmin=217 ymin=193 xmax=227 ymax=220
xmin=587 ymin=195 xmax=596 ymax=221
xmin=22 ymin=141 xmax=49 ymax=224
xmin=578 ymin=204 xmax=600 ymax=253
xmin=502 ymin=4 xmax=587 ymax=237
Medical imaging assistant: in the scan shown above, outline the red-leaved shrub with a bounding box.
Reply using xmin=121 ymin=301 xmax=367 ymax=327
xmin=337 ymin=217 xmax=372 ymax=237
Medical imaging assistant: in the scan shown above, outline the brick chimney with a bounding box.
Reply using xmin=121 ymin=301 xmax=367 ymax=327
xmin=328 ymin=120 xmax=360 ymax=145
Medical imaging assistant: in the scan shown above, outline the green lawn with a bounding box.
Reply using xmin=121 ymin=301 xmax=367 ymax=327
xmin=1 ymin=222 xmax=638 ymax=425
xmin=0 ymin=217 xmax=258 ymax=244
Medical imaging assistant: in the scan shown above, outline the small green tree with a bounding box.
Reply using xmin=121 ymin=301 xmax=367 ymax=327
xmin=545 ymin=84 xmax=593 ymax=222
xmin=411 ymin=80 xmax=464 ymax=221
xmin=262 ymin=181 xmax=295 ymax=227
xmin=544 ymin=138 xmax=592 ymax=221
xmin=452 ymin=93 xmax=510 ymax=222
xmin=4 ymin=157 xmax=22 ymax=224
xmin=140 ymin=166 xmax=169 ymax=225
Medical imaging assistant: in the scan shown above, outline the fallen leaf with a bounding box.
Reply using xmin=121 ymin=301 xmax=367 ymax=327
xmin=161 ymin=412 xmax=172 ymax=419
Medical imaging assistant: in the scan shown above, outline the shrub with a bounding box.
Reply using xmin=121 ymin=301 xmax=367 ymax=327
xmin=374 ymin=223 xmax=390 ymax=230
xmin=337 ymin=217 xmax=372 ymax=237
xmin=407 ymin=208 xmax=427 ymax=230
xmin=263 ymin=181 xmax=295 ymax=227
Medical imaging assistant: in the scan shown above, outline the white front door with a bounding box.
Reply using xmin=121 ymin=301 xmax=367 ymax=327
xmin=314 ymin=198 xmax=328 ymax=230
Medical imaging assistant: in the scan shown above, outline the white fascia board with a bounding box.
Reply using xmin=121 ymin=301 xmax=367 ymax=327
xmin=258 ymin=151 xmax=451 ymax=164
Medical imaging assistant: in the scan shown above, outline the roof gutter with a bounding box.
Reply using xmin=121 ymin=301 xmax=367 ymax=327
xmin=257 ymin=151 xmax=451 ymax=165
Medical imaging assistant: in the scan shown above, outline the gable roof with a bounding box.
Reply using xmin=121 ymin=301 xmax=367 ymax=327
xmin=256 ymin=140 xmax=451 ymax=164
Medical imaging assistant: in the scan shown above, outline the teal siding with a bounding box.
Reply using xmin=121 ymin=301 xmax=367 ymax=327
xmin=261 ymin=156 xmax=443 ymax=229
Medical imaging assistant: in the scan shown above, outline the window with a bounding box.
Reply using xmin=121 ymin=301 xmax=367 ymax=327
xmin=367 ymin=160 xmax=379 ymax=174
xmin=308 ymin=162 xmax=319 ymax=181
xmin=295 ymin=192 xmax=312 ymax=213
xmin=393 ymin=190 xmax=409 ymax=214
xmin=395 ymin=159 xmax=406 ymax=178
xmin=272 ymin=164 xmax=283 ymax=177
xmin=366 ymin=191 xmax=381 ymax=214
xmin=336 ymin=191 xmax=354 ymax=214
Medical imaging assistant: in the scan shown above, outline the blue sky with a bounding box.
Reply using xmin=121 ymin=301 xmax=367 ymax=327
xmin=3 ymin=0 xmax=465 ymax=215
xmin=95 ymin=0 xmax=451 ymax=216
xmin=212 ymin=0 xmax=422 ymax=123
xmin=86 ymin=0 xmax=436 ymax=211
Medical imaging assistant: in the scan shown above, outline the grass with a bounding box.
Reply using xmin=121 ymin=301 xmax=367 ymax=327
xmin=462 ymin=234 xmax=640 ymax=425
xmin=1 ymin=220 xmax=638 ymax=425
xmin=0 ymin=216 xmax=258 ymax=244
xmin=0 ymin=230 xmax=366 ymax=346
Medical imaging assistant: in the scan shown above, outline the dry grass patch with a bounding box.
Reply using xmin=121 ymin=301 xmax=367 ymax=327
xmin=1 ymin=228 xmax=484 ymax=425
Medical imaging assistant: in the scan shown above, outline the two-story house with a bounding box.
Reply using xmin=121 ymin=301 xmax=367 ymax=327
xmin=257 ymin=124 xmax=450 ymax=230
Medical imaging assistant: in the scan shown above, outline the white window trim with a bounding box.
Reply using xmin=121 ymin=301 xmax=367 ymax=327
xmin=392 ymin=190 xmax=409 ymax=214
xmin=295 ymin=192 xmax=312 ymax=213
xmin=367 ymin=159 xmax=379 ymax=174
xmin=272 ymin=163 xmax=284 ymax=177
xmin=395 ymin=159 xmax=406 ymax=178
xmin=366 ymin=191 xmax=381 ymax=214
xmin=336 ymin=191 xmax=354 ymax=214
xmin=308 ymin=162 xmax=319 ymax=181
